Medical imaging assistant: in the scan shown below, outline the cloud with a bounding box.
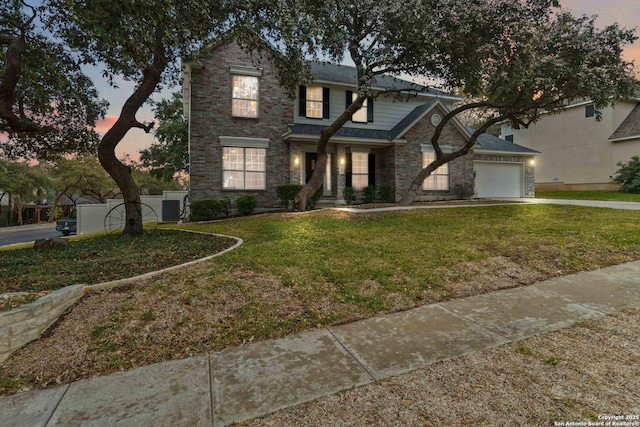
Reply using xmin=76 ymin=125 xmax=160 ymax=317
xmin=94 ymin=115 xmax=119 ymax=134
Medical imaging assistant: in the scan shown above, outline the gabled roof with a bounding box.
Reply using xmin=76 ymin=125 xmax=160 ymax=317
xmin=388 ymin=103 xmax=435 ymax=139
xmin=310 ymin=63 xmax=455 ymax=98
xmin=609 ymin=103 xmax=640 ymax=142
xmin=473 ymin=132 xmax=540 ymax=155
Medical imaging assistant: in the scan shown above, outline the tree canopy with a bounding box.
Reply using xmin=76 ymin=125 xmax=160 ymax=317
xmin=46 ymin=0 xmax=228 ymax=234
xmin=139 ymin=92 xmax=188 ymax=182
xmin=0 ymin=0 xmax=106 ymax=159
xmin=399 ymin=0 xmax=637 ymax=203
xmin=283 ymin=0 xmax=637 ymax=208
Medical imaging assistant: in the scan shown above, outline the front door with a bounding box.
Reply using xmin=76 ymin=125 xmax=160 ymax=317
xmin=305 ymin=153 xmax=317 ymax=183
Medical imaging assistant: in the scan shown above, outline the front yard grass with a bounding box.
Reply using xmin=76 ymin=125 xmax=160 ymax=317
xmin=0 ymin=229 xmax=238 ymax=294
xmin=1 ymin=204 xmax=640 ymax=394
xmin=536 ymin=190 xmax=640 ymax=201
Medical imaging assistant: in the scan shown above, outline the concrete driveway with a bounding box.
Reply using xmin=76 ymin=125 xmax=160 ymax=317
xmin=496 ymin=198 xmax=640 ymax=210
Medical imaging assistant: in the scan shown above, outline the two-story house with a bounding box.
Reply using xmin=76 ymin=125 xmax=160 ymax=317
xmin=502 ymin=99 xmax=640 ymax=191
xmin=184 ymin=36 xmax=538 ymax=208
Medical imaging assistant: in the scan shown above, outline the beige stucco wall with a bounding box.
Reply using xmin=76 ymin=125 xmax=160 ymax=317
xmin=511 ymin=101 xmax=638 ymax=186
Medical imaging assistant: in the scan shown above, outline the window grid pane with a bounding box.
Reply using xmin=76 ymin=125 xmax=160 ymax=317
xmin=245 ymin=148 xmax=266 ymax=171
xmin=222 ymin=147 xmax=266 ymax=190
xmin=352 ymin=175 xmax=368 ymax=190
xmin=351 ymin=93 xmax=367 ymax=123
xmin=232 ymin=76 xmax=258 ymax=118
xmin=352 ymin=153 xmax=368 ymax=174
xmin=422 ymin=152 xmax=449 ymax=191
xmin=223 ymin=171 xmax=244 ymax=189
xmin=306 ymin=87 xmax=323 ymax=118
xmin=352 ymin=152 xmax=368 ymax=190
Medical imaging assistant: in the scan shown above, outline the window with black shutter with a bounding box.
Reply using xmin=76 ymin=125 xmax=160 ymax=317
xmin=299 ymin=86 xmax=330 ymax=119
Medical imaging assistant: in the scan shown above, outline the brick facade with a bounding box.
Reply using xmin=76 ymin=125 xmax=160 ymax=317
xmin=189 ymin=38 xmax=293 ymax=208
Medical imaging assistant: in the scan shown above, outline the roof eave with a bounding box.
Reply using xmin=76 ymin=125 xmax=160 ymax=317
xmin=473 ymin=148 xmax=540 ymax=156
xmin=608 ymin=135 xmax=640 ymax=142
xmin=283 ymin=133 xmax=407 ymax=146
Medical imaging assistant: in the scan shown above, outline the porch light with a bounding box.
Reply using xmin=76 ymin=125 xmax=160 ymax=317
xmin=529 ymin=159 xmax=535 ymax=166
xmin=294 ymin=156 xmax=299 ymax=166
xmin=339 ymin=157 xmax=345 ymax=166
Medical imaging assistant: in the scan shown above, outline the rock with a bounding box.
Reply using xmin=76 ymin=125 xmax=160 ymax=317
xmin=34 ymin=237 xmax=69 ymax=249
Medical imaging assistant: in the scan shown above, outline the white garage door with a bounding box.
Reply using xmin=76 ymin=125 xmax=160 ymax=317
xmin=475 ymin=162 xmax=523 ymax=198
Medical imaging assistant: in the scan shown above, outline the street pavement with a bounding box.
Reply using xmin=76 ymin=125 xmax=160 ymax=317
xmin=0 ymin=223 xmax=61 ymax=246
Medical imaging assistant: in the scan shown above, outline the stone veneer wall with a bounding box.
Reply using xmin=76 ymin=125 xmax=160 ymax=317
xmin=474 ymin=153 xmax=536 ymax=197
xmin=0 ymin=285 xmax=84 ymax=364
xmin=394 ymin=110 xmax=475 ymax=201
xmin=189 ymin=38 xmax=294 ymax=208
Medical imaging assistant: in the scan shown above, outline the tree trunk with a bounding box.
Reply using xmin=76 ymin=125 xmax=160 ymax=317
xmin=97 ymin=27 xmax=167 ymax=235
xmin=294 ymin=96 xmax=366 ymax=211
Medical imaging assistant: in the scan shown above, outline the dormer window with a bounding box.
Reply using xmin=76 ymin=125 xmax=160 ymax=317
xmin=585 ymin=104 xmax=595 ymax=118
xmin=346 ymin=90 xmax=374 ymax=123
xmin=299 ymin=86 xmax=330 ymax=119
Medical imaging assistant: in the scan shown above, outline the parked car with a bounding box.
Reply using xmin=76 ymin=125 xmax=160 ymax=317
xmin=55 ymin=216 xmax=77 ymax=236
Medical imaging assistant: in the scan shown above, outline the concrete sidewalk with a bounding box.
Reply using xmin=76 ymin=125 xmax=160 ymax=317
xmin=1 ymin=261 xmax=640 ymax=426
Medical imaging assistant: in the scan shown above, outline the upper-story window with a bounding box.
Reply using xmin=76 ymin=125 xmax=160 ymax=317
xmin=585 ymin=104 xmax=595 ymax=118
xmin=232 ymin=75 xmax=259 ymax=118
xmin=299 ymin=86 xmax=330 ymax=119
xmin=345 ymin=90 xmax=373 ymax=123
xmin=306 ymin=87 xmax=323 ymax=118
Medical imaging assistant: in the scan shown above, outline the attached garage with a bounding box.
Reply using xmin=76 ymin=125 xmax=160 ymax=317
xmin=474 ymin=162 xmax=523 ymax=198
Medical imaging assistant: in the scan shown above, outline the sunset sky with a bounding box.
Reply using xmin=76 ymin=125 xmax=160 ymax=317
xmin=94 ymin=0 xmax=640 ymax=161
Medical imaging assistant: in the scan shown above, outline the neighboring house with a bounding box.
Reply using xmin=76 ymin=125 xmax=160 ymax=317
xmin=184 ymin=36 xmax=538 ymax=208
xmin=503 ymin=99 xmax=640 ymax=191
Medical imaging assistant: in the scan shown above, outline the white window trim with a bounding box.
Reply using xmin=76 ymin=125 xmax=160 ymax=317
xmin=229 ymin=65 xmax=262 ymax=77
xmin=219 ymin=136 xmax=269 ymax=149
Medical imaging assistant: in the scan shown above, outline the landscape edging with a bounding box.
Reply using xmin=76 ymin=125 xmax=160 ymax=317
xmin=0 ymin=230 xmax=243 ymax=364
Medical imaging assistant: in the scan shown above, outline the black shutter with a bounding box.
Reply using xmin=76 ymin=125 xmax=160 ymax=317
xmin=322 ymin=87 xmax=330 ymax=119
xmin=367 ymin=97 xmax=374 ymax=123
xmin=345 ymin=90 xmax=353 ymax=121
xmin=345 ymin=153 xmax=352 ymax=187
xmin=298 ymin=86 xmax=306 ymax=117
xmin=368 ymin=153 xmax=376 ymax=186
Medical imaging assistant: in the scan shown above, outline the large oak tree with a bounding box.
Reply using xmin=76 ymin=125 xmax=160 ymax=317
xmin=290 ymin=0 xmax=637 ymax=209
xmin=46 ymin=0 xmax=228 ymax=235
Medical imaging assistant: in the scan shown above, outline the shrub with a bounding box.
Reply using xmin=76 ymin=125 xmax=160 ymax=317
xmin=361 ymin=185 xmax=376 ymax=203
xmin=307 ymin=189 xmax=322 ymax=210
xmin=377 ymin=185 xmax=394 ymax=203
xmin=452 ymin=182 xmax=475 ymax=200
xmin=343 ymin=187 xmax=356 ymax=205
xmin=276 ymin=184 xmax=303 ymax=210
xmin=613 ymin=155 xmax=640 ymax=193
xmin=237 ymin=194 xmax=257 ymax=216
xmin=189 ymin=198 xmax=225 ymax=221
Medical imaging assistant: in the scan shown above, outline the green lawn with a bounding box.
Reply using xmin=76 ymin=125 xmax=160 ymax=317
xmin=0 ymin=229 xmax=237 ymax=293
xmin=536 ymin=190 xmax=640 ymax=201
xmin=2 ymin=204 xmax=640 ymax=393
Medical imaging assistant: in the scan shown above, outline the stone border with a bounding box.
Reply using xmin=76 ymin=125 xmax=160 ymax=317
xmin=0 ymin=285 xmax=85 ymax=364
xmin=87 ymin=231 xmax=243 ymax=291
xmin=0 ymin=230 xmax=243 ymax=364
